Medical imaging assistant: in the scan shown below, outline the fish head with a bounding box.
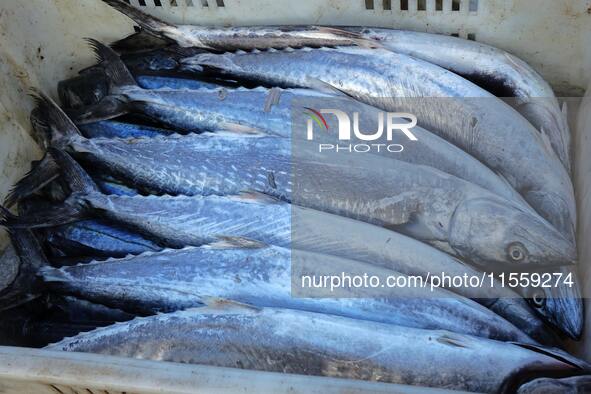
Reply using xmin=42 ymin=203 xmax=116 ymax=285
xmin=523 ymin=267 xmax=583 ymax=340
xmin=449 ymin=197 xmax=576 ymax=268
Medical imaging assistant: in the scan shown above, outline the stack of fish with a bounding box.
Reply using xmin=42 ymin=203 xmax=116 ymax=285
xmin=0 ymin=0 xmax=588 ymax=392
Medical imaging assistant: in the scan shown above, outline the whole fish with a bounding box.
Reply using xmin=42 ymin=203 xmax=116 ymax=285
xmin=182 ymin=46 xmax=576 ymax=242
xmin=69 ymin=41 xmax=528 ymax=205
xmin=2 ymin=152 xmax=556 ymax=342
xmin=100 ymin=0 xmax=375 ymax=50
xmin=349 ymin=28 xmax=571 ymax=173
xmin=39 ymin=241 xmax=535 ymax=344
xmin=45 ymin=304 xmax=584 ymax=393
xmin=27 ymin=95 xmax=580 ymax=336
xmin=23 ymin=114 xmax=576 ymax=272
xmin=517 ymin=376 xmax=591 ymax=393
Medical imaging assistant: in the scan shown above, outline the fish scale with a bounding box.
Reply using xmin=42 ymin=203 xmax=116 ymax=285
xmin=39 ymin=243 xmax=536 ymax=344
xmin=44 ymin=305 xmax=583 ymax=393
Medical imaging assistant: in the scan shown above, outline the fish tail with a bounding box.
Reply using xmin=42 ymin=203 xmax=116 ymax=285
xmin=110 ymin=29 xmax=174 ymax=54
xmin=0 ymin=228 xmax=48 ymax=311
xmin=101 ymin=0 xmax=178 ymax=39
xmin=3 ymin=154 xmax=60 ymax=209
xmin=65 ymin=39 xmax=136 ymax=125
xmin=47 ymin=148 xmax=100 ymax=196
xmin=29 ymin=89 xmax=84 ymax=145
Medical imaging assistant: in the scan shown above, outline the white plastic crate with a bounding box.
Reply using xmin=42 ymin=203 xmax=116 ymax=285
xmin=0 ymin=0 xmax=589 ymax=392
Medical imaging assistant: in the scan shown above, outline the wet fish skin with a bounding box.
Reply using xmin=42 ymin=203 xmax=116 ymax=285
xmin=39 ymin=242 xmax=536 ymax=344
xmin=350 ymin=28 xmax=571 ymax=173
xmin=7 ymin=152 xmax=555 ymax=343
xmin=39 ymin=131 xmax=576 ymax=271
xmin=43 ymin=219 xmax=162 ymax=259
xmin=183 ymin=46 xmax=576 ymax=242
xmin=45 ymin=305 xmax=582 ymax=393
xmin=73 ymin=44 xmax=529 ymax=207
xmin=136 ymin=75 xmax=221 ymax=90
xmin=27 ymin=104 xmax=576 ymax=272
xmin=101 ymin=0 xmax=374 ymax=50
xmin=79 ymin=120 xmax=175 ymax=139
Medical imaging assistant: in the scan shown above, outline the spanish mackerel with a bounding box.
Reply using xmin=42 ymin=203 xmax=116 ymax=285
xmin=100 ymin=0 xmax=375 ymax=50
xmin=1 ymin=150 xmax=555 ymax=342
xmin=26 ymin=98 xmax=577 ymax=270
xmin=349 ymin=28 xmax=572 ymax=173
xmin=182 ymin=46 xmax=576 ymax=241
xmin=45 ymin=304 xmax=584 ymax=393
xmin=70 ymin=41 xmax=527 ymax=205
xmin=40 ymin=241 xmax=535 ymax=344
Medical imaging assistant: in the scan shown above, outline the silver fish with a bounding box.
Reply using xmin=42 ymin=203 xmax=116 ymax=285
xmin=71 ymin=41 xmax=527 ymax=205
xmin=100 ymin=0 xmax=375 ymax=50
xmin=25 ymin=125 xmax=575 ymax=272
xmin=40 ymin=241 xmax=535 ymax=343
xmin=45 ymin=304 xmax=584 ymax=393
xmin=182 ymin=46 xmax=576 ymax=242
xmin=350 ymin=28 xmax=571 ymax=173
xmin=9 ymin=149 xmax=552 ymax=342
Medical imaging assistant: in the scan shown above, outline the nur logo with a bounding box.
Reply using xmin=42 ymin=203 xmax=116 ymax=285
xmin=303 ymin=108 xmax=418 ymax=153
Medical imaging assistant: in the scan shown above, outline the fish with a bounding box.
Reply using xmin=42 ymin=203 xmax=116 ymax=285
xmin=69 ymin=40 xmax=529 ymax=206
xmin=2 ymin=149 xmax=557 ymax=342
xmin=42 ymin=220 xmax=162 ymax=260
xmin=349 ymin=28 xmax=572 ymax=173
xmin=100 ymin=0 xmax=375 ymax=50
xmin=3 ymin=151 xmax=553 ymax=342
xmin=44 ymin=303 xmax=585 ymax=393
xmin=517 ymin=375 xmax=591 ymax=393
xmin=39 ymin=239 xmax=536 ymax=344
xmin=28 ymin=94 xmax=580 ymax=336
xmin=182 ymin=46 xmax=577 ymax=243
xmin=19 ymin=112 xmax=576 ymax=272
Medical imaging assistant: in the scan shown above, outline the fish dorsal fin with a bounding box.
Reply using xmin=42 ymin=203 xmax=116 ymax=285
xmin=232 ymin=191 xmax=282 ymax=204
xmin=208 ymin=236 xmax=268 ymax=249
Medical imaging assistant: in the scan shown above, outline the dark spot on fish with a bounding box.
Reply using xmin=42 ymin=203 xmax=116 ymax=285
xmin=234 ymin=274 xmax=242 ymax=283
xmin=217 ymin=88 xmax=227 ymax=100
xmin=470 ymin=117 xmax=478 ymax=129
xmin=386 ymin=237 xmax=391 ymax=244
xmin=267 ymin=172 xmax=277 ymax=189
xmin=438 ymin=222 xmax=444 ymax=228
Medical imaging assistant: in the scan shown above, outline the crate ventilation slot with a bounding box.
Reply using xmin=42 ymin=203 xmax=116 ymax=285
xmin=124 ymin=0 xmax=225 ymax=7
xmin=365 ymin=0 xmax=478 ymax=12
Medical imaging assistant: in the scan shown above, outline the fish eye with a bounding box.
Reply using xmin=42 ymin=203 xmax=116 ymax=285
xmin=507 ymin=242 xmax=528 ymax=262
xmin=531 ymin=291 xmax=546 ymax=308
